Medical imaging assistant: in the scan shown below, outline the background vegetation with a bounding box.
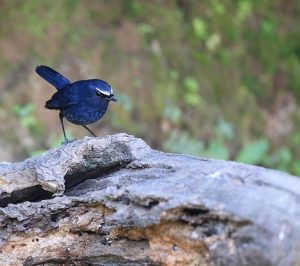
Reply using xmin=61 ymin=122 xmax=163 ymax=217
xmin=0 ymin=0 xmax=299 ymax=175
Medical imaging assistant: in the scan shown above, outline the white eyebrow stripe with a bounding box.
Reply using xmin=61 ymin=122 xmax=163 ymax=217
xmin=96 ymin=88 xmax=110 ymax=96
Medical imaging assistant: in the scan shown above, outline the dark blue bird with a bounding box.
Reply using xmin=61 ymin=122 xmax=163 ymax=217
xmin=36 ymin=65 xmax=117 ymax=142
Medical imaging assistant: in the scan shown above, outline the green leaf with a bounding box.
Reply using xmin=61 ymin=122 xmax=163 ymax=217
xmin=183 ymin=77 xmax=199 ymax=93
xmin=163 ymin=131 xmax=204 ymax=156
xmin=264 ymin=147 xmax=292 ymax=171
xmin=192 ymin=18 xmax=207 ymax=40
xmin=215 ymin=119 xmax=234 ymax=139
xmin=203 ymin=139 xmax=229 ymax=160
xmin=292 ymin=160 xmax=300 ymax=176
xmin=261 ymin=20 xmax=275 ymax=35
xmin=20 ymin=116 xmax=36 ymax=127
xmin=163 ymin=105 xmax=182 ymax=124
xmin=206 ymin=33 xmax=221 ymax=51
xmin=236 ymin=139 xmax=270 ymax=165
xmin=184 ymin=94 xmax=201 ymax=107
xmin=236 ymin=0 xmax=252 ymax=22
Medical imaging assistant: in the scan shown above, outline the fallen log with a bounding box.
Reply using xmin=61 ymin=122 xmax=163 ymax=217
xmin=0 ymin=133 xmax=299 ymax=266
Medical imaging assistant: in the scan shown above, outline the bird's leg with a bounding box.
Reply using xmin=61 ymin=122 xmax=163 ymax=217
xmin=59 ymin=112 xmax=69 ymax=143
xmin=81 ymin=125 xmax=97 ymax=137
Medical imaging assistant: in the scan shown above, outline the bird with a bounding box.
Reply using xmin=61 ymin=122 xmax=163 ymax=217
xmin=36 ymin=65 xmax=117 ymax=142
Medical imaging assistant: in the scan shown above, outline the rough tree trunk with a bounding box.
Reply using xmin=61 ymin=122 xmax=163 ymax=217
xmin=0 ymin=133 xmax=299 ymax=266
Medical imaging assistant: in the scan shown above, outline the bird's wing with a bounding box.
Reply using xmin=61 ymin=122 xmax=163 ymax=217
xmin=45 ymin=86 xmax=79 ymax=110
xmin=36 ymin=65 xmax=71 ymax=90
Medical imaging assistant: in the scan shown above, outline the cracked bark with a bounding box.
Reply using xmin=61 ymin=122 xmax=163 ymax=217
xmin=0 ymin=133 xmax=299 ymax=266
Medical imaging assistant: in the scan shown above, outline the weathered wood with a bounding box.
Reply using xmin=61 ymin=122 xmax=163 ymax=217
xmin=0 ymin=133 xmax=299 ymax=266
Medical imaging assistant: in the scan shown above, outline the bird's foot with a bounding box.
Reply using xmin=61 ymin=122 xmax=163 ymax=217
xmin=61 ymin=138 xmax=72 ymax=145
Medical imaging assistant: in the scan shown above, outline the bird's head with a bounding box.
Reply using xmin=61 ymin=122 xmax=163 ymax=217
xmin=91 ymin=79 xmax=118 ymax=102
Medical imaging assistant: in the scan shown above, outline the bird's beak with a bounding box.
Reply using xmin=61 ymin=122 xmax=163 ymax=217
xmin=110 ymin=96 xmax=118 ymax=102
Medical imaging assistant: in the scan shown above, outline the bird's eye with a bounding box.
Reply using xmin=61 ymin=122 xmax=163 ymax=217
xmin=96 ymin=90 xmax=102 ymax=96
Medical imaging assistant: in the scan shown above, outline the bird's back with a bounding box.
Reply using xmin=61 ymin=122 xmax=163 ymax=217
xmin=45 ymin=81 xmax=94 ymax=110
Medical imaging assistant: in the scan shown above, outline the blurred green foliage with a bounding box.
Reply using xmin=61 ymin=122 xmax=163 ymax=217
xmin=236 ymin=139 xmax=270 ymax=164
xmin=12 ymin=103 xmax=43 ymax=136
xmin=0 ymin=0 xmax=300 ymax=176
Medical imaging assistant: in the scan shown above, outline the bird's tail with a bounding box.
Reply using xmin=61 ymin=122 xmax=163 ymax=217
xmin=36 ymin=65 xmax=71 ymax=90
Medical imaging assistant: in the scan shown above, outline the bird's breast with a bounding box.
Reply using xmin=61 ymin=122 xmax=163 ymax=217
xmin=62 ymin=99 xmax=108 ymax=125
xmin=63 ymin=109 xmax=107 ymax=125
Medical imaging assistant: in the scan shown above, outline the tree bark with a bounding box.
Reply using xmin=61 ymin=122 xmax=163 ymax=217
xmin=0 ymin=133 xmax=299 ymax=266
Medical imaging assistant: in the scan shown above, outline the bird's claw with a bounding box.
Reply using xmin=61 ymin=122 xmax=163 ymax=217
xmin=61 ymin=138 xmax=72 ymax=145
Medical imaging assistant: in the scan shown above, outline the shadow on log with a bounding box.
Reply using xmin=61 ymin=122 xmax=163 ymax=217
xmin=0 ymin=133 xmax=299 ymax=266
